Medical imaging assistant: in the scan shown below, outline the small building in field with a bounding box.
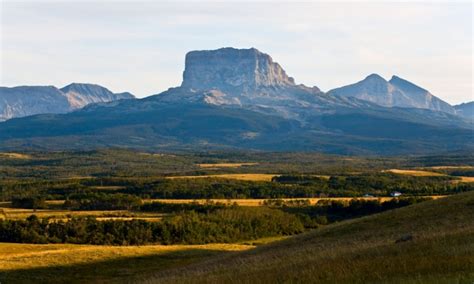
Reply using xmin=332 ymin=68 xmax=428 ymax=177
xmin=390 ymin=191 xmax=402 ymax=197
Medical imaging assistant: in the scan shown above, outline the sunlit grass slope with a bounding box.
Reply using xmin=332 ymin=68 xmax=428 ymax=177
xmin=0 ymin=243 xmax=255 ymax=283
xmin=147 ymin=191 xmax=474 ymax=283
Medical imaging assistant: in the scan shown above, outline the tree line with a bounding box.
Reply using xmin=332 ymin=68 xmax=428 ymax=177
xmin=0 ymin=207 xmax=304 ymax=245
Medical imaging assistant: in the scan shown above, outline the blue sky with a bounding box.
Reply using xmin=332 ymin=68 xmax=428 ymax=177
xmin=1 ymin=1 xmax=472 ymax=104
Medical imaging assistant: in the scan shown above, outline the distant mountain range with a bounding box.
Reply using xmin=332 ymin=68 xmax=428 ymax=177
xmin=0 ymin=83 xmax=134 ymax=121
xmin=0 ymin=47 xmax=472 ymax=154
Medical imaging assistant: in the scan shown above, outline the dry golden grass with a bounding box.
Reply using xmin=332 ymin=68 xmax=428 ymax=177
xmin=94 ymin=217 xmax=163 ymax=222
xmin=0 ymin=152 xmax=31 ymax=159
xmin=384 ymin=169 xmax=446 ymax=176
xmin=197 ymin=163 xmax=259 ymax=169
xmin=166 ymin=173 xmax=279 ymax=182
xmin=0 ymin=208 xmax=165 ymax=221
xmin=90 ymin=186 xmax=126 ymax=190
xmin=146 ymin=196 xmax=446 ymax=207
xmin=456 ymin=176 xmax=474 ymax=183
xmin=58 ymin=176 xmax=94 ymax=180
xmin=385 ymin=168 xmax=474 ymax=183
xmin=0 ymin=242 xmax=255 ymax=283
xmin=426 ymin=166 xmax=474 ymax=170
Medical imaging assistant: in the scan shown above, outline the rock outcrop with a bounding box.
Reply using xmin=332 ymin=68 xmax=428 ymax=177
xmin=181 ymin=47 xmax=296 ymax=91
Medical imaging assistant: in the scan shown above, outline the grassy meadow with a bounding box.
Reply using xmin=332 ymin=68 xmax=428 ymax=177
xmin=0 ymin=242 xmax=256 ymax=283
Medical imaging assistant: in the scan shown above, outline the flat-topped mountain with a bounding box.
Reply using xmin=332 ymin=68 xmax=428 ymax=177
xmin=0 ymin=48 xmax=471 ymax=154
xmin=0 ymin=83 xmax=134 ymax=121
xmin=153 ymin=48 xmax=358 ymax=120
xmin=328 ymin=74 xmax=455 ymax=114
xmin=181 ymin=47 xmax=296 ymax=91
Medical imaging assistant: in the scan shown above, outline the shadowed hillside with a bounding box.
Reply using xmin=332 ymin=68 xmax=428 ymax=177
xmin=146 ymin=191 xmax=474 ymax=283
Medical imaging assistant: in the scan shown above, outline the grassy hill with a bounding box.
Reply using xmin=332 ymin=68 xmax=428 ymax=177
xmin=146 ymin=191 xmax=474 ymax=283
xmin=1 ymin=192 xmax=472 ymax=283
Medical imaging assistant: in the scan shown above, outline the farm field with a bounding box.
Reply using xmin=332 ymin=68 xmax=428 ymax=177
xmin=384 ymin=169 xmax=446 ymax=176
xmin=197 ymin=163 xmax=259 ymax=168
xmin=0 ymin=207 xmax=166 ymax=221
xmin=386 ymin=168 xmax=474 ymax=183
xmin=166 ymin=173 xmax=280 ymax=181
xmin=146 ymin=196 xmax=446 ymax=206
xmin=426 ymin=166 xmax=474 ymax=170
xmin=0 ymin=152 xmax=31 ymax=159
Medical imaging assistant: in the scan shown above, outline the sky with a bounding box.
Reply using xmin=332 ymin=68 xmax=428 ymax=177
xmin=1 ymin=1 xmax=472 ymax=104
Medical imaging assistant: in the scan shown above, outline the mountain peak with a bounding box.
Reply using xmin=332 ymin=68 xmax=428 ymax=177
xmin=364 ymin=73 xmax=386 ymax=82
xmin=60 ymin=83 xmax=113 ymax=94
xmin=181 ymin=47 xmax=295 ymax=91
xmin=329 ymin=74 xmax=455 ymax=114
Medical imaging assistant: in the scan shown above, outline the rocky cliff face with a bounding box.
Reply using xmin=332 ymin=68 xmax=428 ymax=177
xmin=181 ymin=47 xmax=296 ymax=91
xmin=0 ymin=83 xmax=134 ymax=121
xmin=156 ymin=48 xmax=340 ymax=120
xmin=328 ymin=74 xmax=456 ymax=114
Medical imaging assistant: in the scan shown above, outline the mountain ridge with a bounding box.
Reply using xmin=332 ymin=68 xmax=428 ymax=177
xmin=0 ymin=47 xmax=471 ymax=154
xmin=0 ymin=83 xmax=134 ymax=121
